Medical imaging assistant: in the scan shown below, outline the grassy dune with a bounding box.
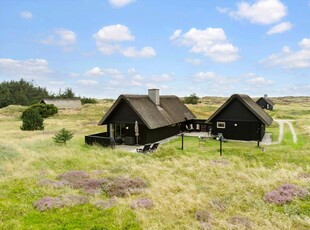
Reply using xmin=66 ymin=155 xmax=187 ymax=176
xmin=0 ymin=98 xmax=309 ymax=229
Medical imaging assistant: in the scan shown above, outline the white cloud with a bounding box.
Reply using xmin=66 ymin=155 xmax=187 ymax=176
xmin=185 ymin=58 xmax=202 ymax=66
xmin=267 ymin=21 xmax=293 ymax=35
xmin=171 ymin=27 xmax=239 ymax=62
xmin=300 ymin=38 xmax=310 ymax=49
xmin=0 ymin=58 xmax=51 ymax=80
xmin=221 ymin=0 xmax=287 ymax=25
xmin=280 ymin=84 xmax=310 ymax=96
xmin=86 ymin=67 xmax=123 ymax=79
xmin=129 ymin=80 xmax=143 ymax=86
xmin=244 ymin=73 xmax=274 ymax=85
xmin=40 ymin=28 xmax=77 ymax=50
xmin=261 ymin=38 xmax=310 ymax=68
xmin=77 ymin=80 xmax=98 ymax=86
xmin=49 ymin=81 xmax=65 ymax=85
xmin=151 ymin=74 xmax=173 ymax=82
xmin=216 ymin=7 xmax=230 ymax=14
xmin=93 ymin=24 xmax=134 ymax=42
xmin=132 ymin=74 xmax=144 ymax=81
xmin=169 ymin=29 xmax=182 ymax=41
xmin=128 ymin=68 xmax=137 ymax=74
xmin=20 ymin=11 xmax=33 ymax=19
xmin=93 ymin=24 xmax=156 ymax=58
xmin=120 ymin=46 xmax=156 ymax=58
xmin=193 ymin=72 xmax=217 ymax=82
xmin=108 ymin=0 xmax=135 ymax=8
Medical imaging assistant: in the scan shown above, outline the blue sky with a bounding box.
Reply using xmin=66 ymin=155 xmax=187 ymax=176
xmin=0 ymin=0 xmax=309 ymax=98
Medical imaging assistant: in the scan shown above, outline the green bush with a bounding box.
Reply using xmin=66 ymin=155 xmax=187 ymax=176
xmin=20 ymin=109 xmax=44 ymax=131
xmin=183 ymin=93 xmax=200 ymax=104
xmin=22 ymin=104 xmax=58 ymax=119
xmin=81 ymin=97 xmax=97 ymax=105
xmin=53 ymin=128 xmax=73 ymax=145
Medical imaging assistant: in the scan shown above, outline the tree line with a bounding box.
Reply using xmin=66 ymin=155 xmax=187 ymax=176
xmin=0 ymin=79 xmax=96 ymax=108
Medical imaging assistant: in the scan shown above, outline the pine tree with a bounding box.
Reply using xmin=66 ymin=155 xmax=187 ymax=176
xmin=53 ymin=128 xmax=73 ymax=145
xmin=20 ymin=109 xmax=44 ymax=131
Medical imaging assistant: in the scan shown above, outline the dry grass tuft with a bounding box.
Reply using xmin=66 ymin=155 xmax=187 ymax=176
xmin=200 ymin=222 xmax=213 ymax=230
xmin=298 ymin=172 xmax=310 ymax=180
xmin=60 ymin=194 xmax=89 ymax=206
xmin=209 ymin=159 xmax=229 ymax=166
xmin=93 ymin=198 xmax=117 ymax=209
xmin=209 ymin=199 xmax=226 ymax=212
xmin=37 ymin=178 xmax=69 ymax=188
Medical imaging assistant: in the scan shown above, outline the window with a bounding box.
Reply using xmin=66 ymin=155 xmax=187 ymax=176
xmin=217 ymin=122 xmax=226 ymax=129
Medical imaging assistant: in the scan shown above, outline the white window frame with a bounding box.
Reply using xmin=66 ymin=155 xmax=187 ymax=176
xmin=217 ymin=121 xmax=226 ymax=129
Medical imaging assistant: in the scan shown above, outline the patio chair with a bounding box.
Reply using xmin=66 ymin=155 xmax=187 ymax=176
xmin=149 ymin=142 xmax=159 ymax=152
xmin=136 ymin=144 xmax=151 ymax=153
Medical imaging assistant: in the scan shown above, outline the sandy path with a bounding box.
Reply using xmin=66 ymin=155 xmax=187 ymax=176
xmin=273 ymin=119 xmax=297 ymax=144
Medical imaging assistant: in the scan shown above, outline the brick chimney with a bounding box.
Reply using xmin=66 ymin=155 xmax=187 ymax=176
xmin=148 ymin=89 xmax=160 ymax=106
xmin=264 ymin=94 xmax=268 ymax=98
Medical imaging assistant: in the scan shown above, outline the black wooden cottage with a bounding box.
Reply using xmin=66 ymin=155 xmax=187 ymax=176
xmin=207 ymin=94 xmax=273 ymax=142
xmin=256 ymin=94 xmax=274 ymax=110
xmin=86 ymin=89 xmax=196 ymax=146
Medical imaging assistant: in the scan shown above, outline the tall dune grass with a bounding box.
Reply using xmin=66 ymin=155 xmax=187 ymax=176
xmin=0 ymin=98 xmax=309 ymax=229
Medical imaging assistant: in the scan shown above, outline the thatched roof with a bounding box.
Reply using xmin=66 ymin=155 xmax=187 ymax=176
xmin=207 ymin=94 xmax=273 ymax=125
xmin=40 ymin=99 xmax=82 ymax=109
xmin=98 ymin=94 xmax=196 ymax=129
xmin=256 ymin=96 xmax=275 ymax=106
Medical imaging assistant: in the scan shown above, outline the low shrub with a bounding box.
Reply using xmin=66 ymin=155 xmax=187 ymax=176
xmin=22 ymin=103 xmax=58 ymax=118
xmin=278 ymin=184 xmax=309 ymax=198
xmin=102 ymin=176 xmax=147 ymax=197
xmin=195 ymin=210 xmax=212 ymax=223
xmin=33 ymin=196 xmax=64 ymax=211
xmin=229 ymin=215 xmax=252 ymax=229
xmin=78 ymin=178 xmax=111 ymax=195
xmin=81 ymin=97 xmax=97 ymax=105
xmin=44 ymin=172 xmax=148 ymax=197
xmin=56 ymin=170 xmax=89 ymax=183
xmin=263 ymin=190 xmax=293 ymax=205
xmin=34 ymin=195 xmax=88 ymax=212
xmin=264 ymin=184 xmax=309 ymax=205
xmin=131 ymin=198 xmax=153 ymax=210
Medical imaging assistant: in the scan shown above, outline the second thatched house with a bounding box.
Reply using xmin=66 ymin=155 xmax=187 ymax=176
xmin=86 ymin=89 xmax=196 ymax=146
xmin=207 ymin=94 xmax=273 ymax=142
xmin=40 ymin=99 xmax=82 ymax=109
xmin=256 ymin=94 xmax=274 ymax=110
